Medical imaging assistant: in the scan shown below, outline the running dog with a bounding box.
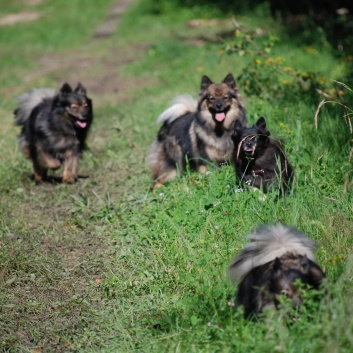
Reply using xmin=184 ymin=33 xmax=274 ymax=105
xmin=14 ymin=82 xmax=93 ymax=183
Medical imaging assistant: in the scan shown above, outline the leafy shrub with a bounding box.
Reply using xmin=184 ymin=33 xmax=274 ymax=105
xmin=224 ymin=25 xmax=338 ymax=104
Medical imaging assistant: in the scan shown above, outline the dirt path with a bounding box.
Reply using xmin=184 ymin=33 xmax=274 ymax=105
xmin=1 ymin=1 xmax=147 ymax=351
xmin=7 ymin=0 xmax=137 ymax=103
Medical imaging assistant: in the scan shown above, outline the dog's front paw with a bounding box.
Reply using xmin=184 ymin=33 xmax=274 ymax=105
xmin=34 ymin=172 xmax=47 ymax=184
xmin=34 ymin=176 xmax=44 ymax=184
xmin=62 ymin=176 xmax=76 ymax=184
xmin=248 ymin=186 xmax=267 ymax=201
xmin=152 ymin=181 xmax=164 ymax=194
xmin=198 ymin=165 xmax=208 ymax=174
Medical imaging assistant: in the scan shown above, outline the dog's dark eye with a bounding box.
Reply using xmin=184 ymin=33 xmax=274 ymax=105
xmin=208 ymin=97 xmax=215 ymax=102
xmin=70 ymin=104 xmax=78 ymax=112
xmin=223 ymin=96 xmax=229 ymax=101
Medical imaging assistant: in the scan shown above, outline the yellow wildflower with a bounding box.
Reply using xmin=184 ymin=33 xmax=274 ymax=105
xmin=283 ymin=66 xmax=293 ymax=72
xmin=305 ymin=47 xmax=318 ymax=55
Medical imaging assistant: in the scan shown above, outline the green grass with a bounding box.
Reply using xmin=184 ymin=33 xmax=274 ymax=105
xmin=1 ymin=0 xmax=353 ymax=352
xmin=0 ymin=0 xmax=112 ymax=104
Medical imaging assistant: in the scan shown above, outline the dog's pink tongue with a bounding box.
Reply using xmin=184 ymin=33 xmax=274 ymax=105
xmin=76 ymin=120 xmax=87 ymax=128
xmin=215 ymin=112 xmax=226 ymax=122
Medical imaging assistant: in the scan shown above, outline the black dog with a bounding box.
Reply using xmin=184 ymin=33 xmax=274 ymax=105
xmin=15 ymin=83 xmax=93 ymax=183
xmin=232 ymin=116 xmax=293 ymax=194
xmin=228 ymin=224 xmax=325 ymax=319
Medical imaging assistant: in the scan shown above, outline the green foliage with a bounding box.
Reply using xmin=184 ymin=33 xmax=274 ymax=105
xmin=101 ymin=162 xmax=353 ymax=352
xmin=224 ymin=22 xmax=353 ymax=159
xmin=224 ymin=25 xmax=339 ymax=104
xmin=1 ymin=0 xmax=353 ymax=352
xmin=0 ymin=0 xmax=112 ymax=95
xmin=314 ymin=81 xmax=353 ymax=166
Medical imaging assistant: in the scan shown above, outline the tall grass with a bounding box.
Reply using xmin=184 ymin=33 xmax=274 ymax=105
xmin=0 ymin=0 xmax=353 ymax=351
xmin=100 ymin=1 xmax=353 ymax=351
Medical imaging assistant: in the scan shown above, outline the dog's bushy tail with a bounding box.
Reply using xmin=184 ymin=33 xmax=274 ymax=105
xmin=14 ymin=88 xmax=57 ymax=125
xmin=156 ymin=94 xmax=197 ymax=125
xmin=229 ymin=224 xmax=317 ymax=282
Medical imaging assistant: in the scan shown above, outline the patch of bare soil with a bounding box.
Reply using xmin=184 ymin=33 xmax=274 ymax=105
xmin=94 ymin=0 xmax=134 ymax=37
xmin=15 ymin=0 xmax=152 ymax=105
xmin=0 ymin=12 xmax=41 ymax=26
xmin=1 ymin=0 xmax=154 ymax=350
xmin=35 ymin=47 xmax=149 ymax=104
xmin=26 ymin=0 xmax=45 ymax=5
xmin=0 ymin=0 xmax=46 ymax=26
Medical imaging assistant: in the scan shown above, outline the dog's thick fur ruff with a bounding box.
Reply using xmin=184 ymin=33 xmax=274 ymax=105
xmin=148 ymin=73 xmax=247 ymax=189
xmin=229 ymin=224 xmax=325 ymax=318
xmin=232 ymin=116 xmax=293 ymax=194
xmin=15 ymin=82 xmax=93 ymax=183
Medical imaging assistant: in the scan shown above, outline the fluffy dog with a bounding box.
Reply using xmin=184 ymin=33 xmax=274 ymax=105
xmin=148 ymin=73 xmax=247 ymax=190
xmin=232 ymin=116 xmax=293 ymax=194
xmin=229 ymin=224 xmax=325 ymax=319
xmin=14 ymin=82 xmax=93 ymax=183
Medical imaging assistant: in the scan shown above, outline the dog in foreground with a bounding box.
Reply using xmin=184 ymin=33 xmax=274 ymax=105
xmin=148 ymin=73 xmax=247 ymax=191
xmin=232 ymin=117 xmax=293 ymax=194
xmin=14 ymin=83 xmax=93 ymax=183
xmin=228 ymin=224 xmax=325 ymax=319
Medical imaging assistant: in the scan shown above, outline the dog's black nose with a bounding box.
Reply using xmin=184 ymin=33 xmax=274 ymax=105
xmin=216 ymin=103 xmax=223 ymax=110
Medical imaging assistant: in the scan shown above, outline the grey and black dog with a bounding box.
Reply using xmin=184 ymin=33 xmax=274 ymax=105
xmin=148 ymin=73 xmax=247 ymax=191
xmin=15 ymin=82 xmax=93 ymax=183
xmin=229 ymin=224 xmax=325 ymax=319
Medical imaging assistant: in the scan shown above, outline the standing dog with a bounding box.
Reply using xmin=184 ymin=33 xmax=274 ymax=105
xmin=14 ymin=82 xmax=93 ymax=183
xmin=232 ymin=116 xmax=293 ymax=194
xmin=148 ymin=73 xmax=247 ymax=190
xmin=228 ymin=224 xmax=325 ymax=319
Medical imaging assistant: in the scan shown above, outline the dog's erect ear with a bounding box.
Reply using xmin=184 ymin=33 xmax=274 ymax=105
xmin=255 ymin=116 xmax=266 ymax=129
xmin=309 ymin=266 xmax=325 ymax=287
xmin=231 ymin=120 xmax=244 ymax=141
xmin=223 ymin=73 xmax=237 ymax=90
xmin=234 ymin=120 xmax=244 ymax=133
xmin=200 ymin=75 xmax=213 ymax=91
xmin=273 ymin=257 xmax=283 ymax=271
xmin=60 ymin=83 xmax=73 ymax=95
xmin=75 ymin=82 xmax=87 ymax=95
xmin=255 ymin=116 xmax=270 ymax=135
xmin=300 ymin=255 xmax=310 ymax=274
